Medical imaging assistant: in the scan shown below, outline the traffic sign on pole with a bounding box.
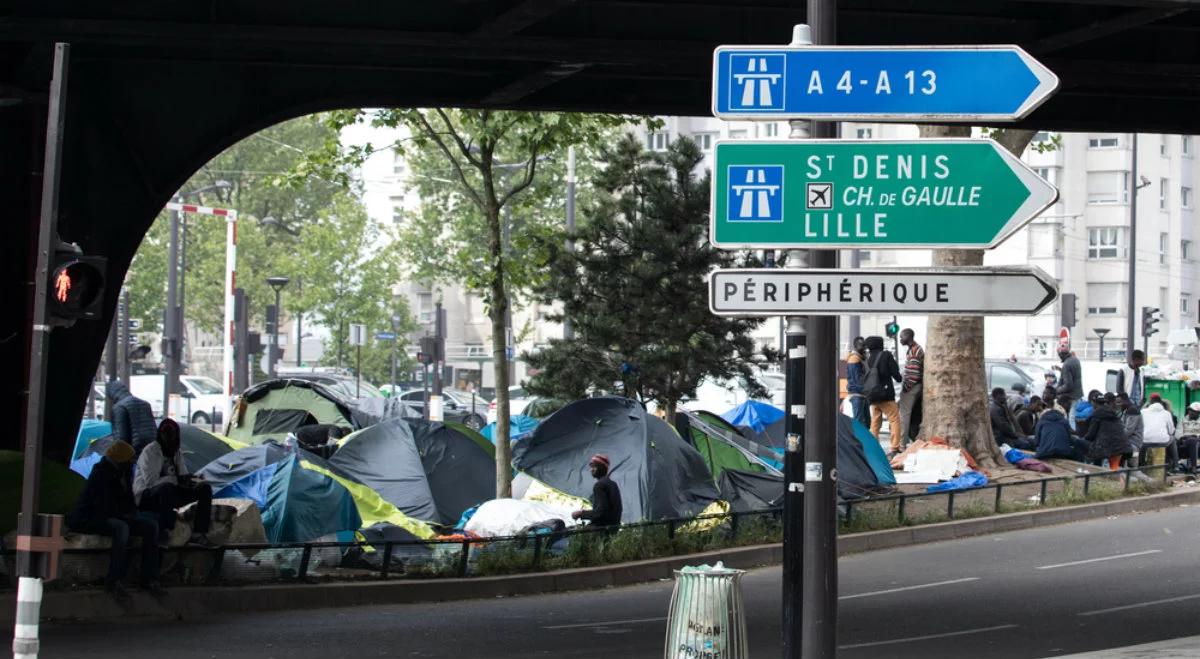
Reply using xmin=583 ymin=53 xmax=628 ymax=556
xmin=710 ymin=138 xmax=1057 ymax=249
xmin=709 ymin=267 xmax=1059 ymax=316
xmin=375 ymin=331 xmax=396 ymax=341
xmin=712 ymin=45 xmax=1058 ymax=121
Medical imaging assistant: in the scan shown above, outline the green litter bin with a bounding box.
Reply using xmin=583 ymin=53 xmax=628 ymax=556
xmin=664 ymin=562 xmax=748 ymax=659
xmin=1145 ymin=378 xmax=1187 ymax=412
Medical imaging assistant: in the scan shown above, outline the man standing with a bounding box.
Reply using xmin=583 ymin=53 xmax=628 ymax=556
xmin=844 ymin=336 xmax=870 ymax=427
xmin=1116 ymin=350 xmax=1147 ymax=408
xmin=863 ymin=336 xmax=903 ymax=454
xmin=571 ymin=454 xmax=623 ymax=527
xmin=135 ymin=419 xmax=216 ymax=546
xmin=1055 ymin=347 xmax=1084 ymax=430
xmin=106 ymin=380 xmax=158 ymax=454
xmin=898 ymin=329 xmax=924 ymax=443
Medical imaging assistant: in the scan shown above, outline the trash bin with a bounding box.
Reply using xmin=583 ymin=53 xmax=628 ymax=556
xmin=663 ymin=562 xmax=748 ymax=659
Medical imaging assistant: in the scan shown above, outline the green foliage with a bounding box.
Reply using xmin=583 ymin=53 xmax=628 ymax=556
xmin=524 ymin=134 xmax=765 ymax=414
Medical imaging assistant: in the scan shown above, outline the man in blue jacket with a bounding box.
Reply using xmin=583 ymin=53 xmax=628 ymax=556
xmin=106 ymin=380 xmax=158 ymax=454
xmin=1035 ymin=395 xmax=1091 ymax=462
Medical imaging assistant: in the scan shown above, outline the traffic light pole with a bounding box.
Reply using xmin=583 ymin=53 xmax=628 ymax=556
xmin=15 ymin=41 xmax=70 ymax=659
xmin=164 ymin=198 xmax=181 ymax=419
xmin=1126 ymin=133 xmax=1139 ymax=354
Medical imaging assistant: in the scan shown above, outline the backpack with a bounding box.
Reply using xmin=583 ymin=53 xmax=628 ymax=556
xmin=863 ymin=354 xmax=890 ymax=403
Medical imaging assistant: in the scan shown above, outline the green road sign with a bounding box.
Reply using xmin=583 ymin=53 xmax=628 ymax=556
xmin=711 ymin=138 xmax=1058 ymax=249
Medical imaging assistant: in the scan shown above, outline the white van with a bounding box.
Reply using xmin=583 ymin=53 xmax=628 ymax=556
xmin=128 ymin=374 xmax=227 ymax=425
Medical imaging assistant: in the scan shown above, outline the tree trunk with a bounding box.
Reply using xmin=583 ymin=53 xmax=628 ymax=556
xmin=488 ymin=203 xmax=513 ymax=498
xmin=916 ymin=125 xmax=1036 ymax=471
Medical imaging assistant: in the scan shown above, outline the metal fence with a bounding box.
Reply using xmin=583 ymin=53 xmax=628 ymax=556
xmin=0 ymin=464 xmax=1171 ymax=589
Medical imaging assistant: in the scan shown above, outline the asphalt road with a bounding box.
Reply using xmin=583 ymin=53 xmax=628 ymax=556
xmin=32 ymin=503 xmax=1200 ymax=658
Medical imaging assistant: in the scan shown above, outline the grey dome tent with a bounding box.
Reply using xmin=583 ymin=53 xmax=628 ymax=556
xmin=330 ymin=418 xmax=496 ymax=526
xmin=513 ymin=397 xmax=719 ymax=523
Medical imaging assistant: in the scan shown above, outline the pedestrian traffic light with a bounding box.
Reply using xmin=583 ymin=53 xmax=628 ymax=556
xmin=885 ymin=317 xmax=900 ymax=338
xmin=1060 ymin=293 xmax=1077 ymax=329
xmin=47 ymin=243 xmax=106 ymax=327
xmin=1141 ymin=306 xmax=1162 ymax=337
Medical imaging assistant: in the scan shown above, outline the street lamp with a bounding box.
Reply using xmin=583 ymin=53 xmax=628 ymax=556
xmin=165 ymin=179 xmax=232 ymax=419
xmin=391 ymin=283 xmax=403 ymax=395
xmin=266 ymin=276 xmax=290 ymax=378
xmin=1094 ymin=328 xmax=1111 ymax=362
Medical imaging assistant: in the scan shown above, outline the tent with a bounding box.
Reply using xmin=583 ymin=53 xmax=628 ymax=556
xmin=675 ymin=410 xmax=783 ymax=479
xmin=717 ymin=469 xmax=784 ymax=513
xmin=836 ymin=414 xmax=895 ymax=499
xmin=2 ymin=450 xmax=84 ymax=535
xmin=722 ymin=400 xmax=786 ymax=450
xmin=330 ymin=418 xmax=496 ymax=526
xmin=845 ymin=416 xmax=895 ymax=486
xmin=70 ymin=424 xmax=241 ymax=479
xmin=512 ymin=397 xmax=719 ymax=523
xmin=347 ymin=396 xmax=423 ymax=429
xmin=480 ymin=414 xmax=539 ymax=444
xmin=226 ymin=379 xmax=354 ymax=444
xmin=74 ymin=419 xmax=111 ymax=460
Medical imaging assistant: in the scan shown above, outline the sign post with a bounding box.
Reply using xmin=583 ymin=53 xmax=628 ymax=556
xmin=710 ymin=139 xmax=1058 ymax=249
xmin=349 ymin=323 xmax=366 ymax=398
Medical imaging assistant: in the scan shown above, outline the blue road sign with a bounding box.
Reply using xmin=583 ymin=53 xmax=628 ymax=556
xmin=712 ymin=45 xmax=1058 ymax=121
xmin=375 ymin=331 xmax=396 ymax=341
xmin=727 ymin=165 xmax=784 ymax=222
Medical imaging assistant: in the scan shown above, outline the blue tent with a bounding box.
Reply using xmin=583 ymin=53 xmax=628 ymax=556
xmin=480 ymin=414 xmax=539 ymax=444
xmin=721 ymin=400 xmax=784 ymax=434
xmin=69 ymin=420 xmax=113 ymax=476
xmin=209 ymin=452 xmax=361 ymax=544
xmin=847 ymin=417 xmax=896 ymax=485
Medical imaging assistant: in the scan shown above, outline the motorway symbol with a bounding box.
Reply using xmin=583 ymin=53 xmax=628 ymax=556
xmin=709 ymin=267 xmax=1059 ymax=316
xmin=712 ymin=45 xmax=1058 ymax=121
xmin=710 ymin=138 xmax=1058 ymax=249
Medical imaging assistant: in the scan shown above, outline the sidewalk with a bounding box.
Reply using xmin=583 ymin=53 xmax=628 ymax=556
xmin=6 ymin=484 xmax=1200 ymax=624
xmin=1046 ymin=635 xmax=1200 ymax=658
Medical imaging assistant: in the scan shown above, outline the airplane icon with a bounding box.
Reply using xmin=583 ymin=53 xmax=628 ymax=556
xmin=806 ymin=182 xmax=833 ymax=209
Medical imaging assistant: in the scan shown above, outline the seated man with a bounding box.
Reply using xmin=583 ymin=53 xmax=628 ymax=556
xmin=990 ymin=387 xmax=1035 ymax=450
xmin=1178 ymin=402 xmax=1200 ymax=474
xmin=66 ymin=440 xmax=162 ymax=600
xmin=1016 ymin=396 xmax=1044 ymax=436
xmin=1035 ymin=396 xmax=1091 ymax=462
xmin=135 ymin=418 xmax=215 ymax=547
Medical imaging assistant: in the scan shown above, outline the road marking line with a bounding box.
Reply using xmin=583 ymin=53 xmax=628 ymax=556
xmin=838 ymin=577 xmax=980 ymax=600
xmin=838 ymin=624 xmax=1018 ymax=650
xmin=1079 ymin=593 xmax=1200 ymax=617
xmin=1036 ymin=549 xmax=1161 ymax=570
xmin=543 ymin=616 xmax=667 ymax=630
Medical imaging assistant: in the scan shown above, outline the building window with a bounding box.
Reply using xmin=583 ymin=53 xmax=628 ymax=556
xmin=1183 ymin=240 xmax=1193 ymax=261
xmin=1027 ymin=224 xmax=1058 ymax=258
xmin=1033 ymin=131 xmax=1051 ymax=143
xmin=1183 ymin=186 xmax=1194 ymax=209
xmin=417 ymin=293 xmax=433 ymax=324
xmin=1087 ymin=171 xmax=1128 ymax=205
xmin=1033 ymin=167 xmax=1058 ymax=186
xmin=728 ymin=129 xmax=749 ymax=139
xmin=856 ymin=128 xmax=873 ymax=139
xmin=1160 ymin=178 xmax=1169 ymax=209
xmin=1161 ymin=232 xmax=1170 ymax=264
xmin=1088 ymin=135 xmax=1121 ymax=149
xmin=646 ymin=131 xmax=670 ymax=151
xmin=1161 ymin=137 xmax=1169 ymax=157
xmin=695 ymin=132 xmax=716 ymax=151
xmin=1182 ymin=294 xmax=1191 ymax=316
xmin=390 ymin=196 xmax=404 ymax=224
xmin=762 ymin=123 xmax=780 ymax=138
xmin=1184 ymin=136 xmax=1192 ymax=157
xmin=392 ymin=151 xmax=405 ymax=176
xmin=1087 ymin=227 xmax=1122 ymax=259
xmin=1086 ymin=283 xmax=1122 ymax=315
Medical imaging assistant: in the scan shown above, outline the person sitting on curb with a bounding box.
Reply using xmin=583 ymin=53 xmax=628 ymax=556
xmin=134 ymin=419 xmax=216 ymax=547
xmin=1177 ymin=402 xmax=1200 ymax=474
xmin=1117 ymin=393 xmax=1143 ymax=470
xmin=66 ymin=440 xmax=163 ymax=600
xmin=990 ymin=387 xmax=1035 ymax=450
xmin=1086 ymin=393 xmax=1131 ymax=471
xmin=571 ymin=454 xmax=622 ymax=528
xmin=1141 ymin=399 xmax=1177 ymax=470
xmin=1035 ymin=395 xmax=1090 ymax=462
xmin=1016 ymin=396 xmax=1044 ymax=436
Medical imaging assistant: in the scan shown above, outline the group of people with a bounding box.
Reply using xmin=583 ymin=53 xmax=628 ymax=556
xmin=67 ymin=382 xmax=216 ymax=600
xmin=845 ymin=329 xmax=924 ymax=457
xmin=990 ymin=347 xmax=1200 ymax=473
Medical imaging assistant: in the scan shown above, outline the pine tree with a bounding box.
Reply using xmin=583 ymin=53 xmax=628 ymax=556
xmin=526 ymin=134 xmax=766 ymax=421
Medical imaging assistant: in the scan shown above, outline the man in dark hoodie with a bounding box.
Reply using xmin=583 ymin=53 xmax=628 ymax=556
xmin=1085 ymin=393 xmax=1130 ymax=470
xmin=106 ymin=380 xmax=158 ymax=454
xmin=863 ymin=335 xmax=904 ymax=454
xmin=1035 ymin=395 xmax=1090 ymax=461
xmin=990 ymin=387 xmax=1035 ymax=450
xmin=66 ymin=440 xmax=163 ymax=600
xmin=1055 ymin=347 xmax=1084 ymax=430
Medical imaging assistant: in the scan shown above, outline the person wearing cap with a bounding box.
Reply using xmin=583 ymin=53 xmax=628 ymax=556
xmin=571 ymin=454 xmax=623 ymax=527
xmin=66 ymin=440 xmax=163 ymax=600
xmin=135 ymin=419 xmax=216 ymax=547
xmin=1178 ymin=402 xmax=1200 ymax=474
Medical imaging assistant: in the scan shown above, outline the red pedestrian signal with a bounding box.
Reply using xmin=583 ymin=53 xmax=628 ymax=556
xmin=47 ymin=246 xmax=106 ymax=327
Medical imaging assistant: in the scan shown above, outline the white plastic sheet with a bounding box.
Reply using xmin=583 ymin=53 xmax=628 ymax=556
xmin=463 ymin=498 xmax=581 ymax=538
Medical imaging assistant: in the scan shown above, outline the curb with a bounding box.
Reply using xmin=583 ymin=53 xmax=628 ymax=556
xmin=7 ymin=485 xmax=1199 ymax=623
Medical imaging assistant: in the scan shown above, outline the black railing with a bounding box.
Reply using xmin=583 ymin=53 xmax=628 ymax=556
xmin=0 ymin=464 xmax=1172 ymax=588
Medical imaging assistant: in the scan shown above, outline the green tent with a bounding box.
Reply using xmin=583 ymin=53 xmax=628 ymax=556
xmin=1 ymin=450 xmax=85 ymax=535
xmin=225 ymin=379 xmax=354 ymax=444
xmin=676 ymin=410 xmax=782 ymax=483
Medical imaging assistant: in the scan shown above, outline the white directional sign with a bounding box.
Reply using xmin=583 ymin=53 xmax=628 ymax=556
xmin=709 ymin=267 xmax=1058 ymax=316
xmin=349 ymin=323 xmax=367 ymax=346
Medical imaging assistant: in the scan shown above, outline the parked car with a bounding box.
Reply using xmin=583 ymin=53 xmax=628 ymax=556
xmin=487 ymin=386 xmax=532 ymax=424
xmin=984 ymin=359 xmax=1036 ymax=395
xmin=397 ymin=389 xmax=487 ymax=430
xmin=128 ymin=374 xmax=228 ymax=425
